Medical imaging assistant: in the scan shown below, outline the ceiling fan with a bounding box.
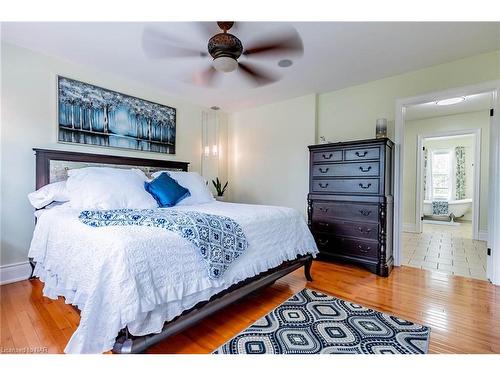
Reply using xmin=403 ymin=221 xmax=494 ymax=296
xmin=142 ymin=21 xmax=303 ymax=87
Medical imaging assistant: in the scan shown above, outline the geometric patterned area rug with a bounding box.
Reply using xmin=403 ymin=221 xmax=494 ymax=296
xmin=213 ymin=289 xmax=430 ymax=354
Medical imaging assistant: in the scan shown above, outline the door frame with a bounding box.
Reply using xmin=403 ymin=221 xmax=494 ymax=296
xmin=394 ymin=80 xmax=500 ymax=284
xmin=415 ymin=129 xmax=481 ymax=240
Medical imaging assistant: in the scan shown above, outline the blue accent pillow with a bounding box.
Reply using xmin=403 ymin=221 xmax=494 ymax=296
xmin=144 ymin=172 xmax=191 ymax=207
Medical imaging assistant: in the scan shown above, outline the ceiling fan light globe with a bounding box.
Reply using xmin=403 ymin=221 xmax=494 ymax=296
xmin=213 ymin=56 xmax=238 ymax=73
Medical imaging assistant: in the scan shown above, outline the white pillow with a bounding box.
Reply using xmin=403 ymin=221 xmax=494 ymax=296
xmin=28 ymin=181 xmax=70 ymax=209
xmin=34 ymin=201 xmax=70 ymax=219
xmin=66 ymin=167 xmax=158 ymax=209
xmin=151 ymin=171 xmax=215 ymax=206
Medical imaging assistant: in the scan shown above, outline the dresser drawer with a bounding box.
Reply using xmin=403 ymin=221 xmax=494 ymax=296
xmin=312 ymin=219 xmax=379 ymax=241
xmin=313 ymin=201 xmax=379 ymax=223
xmin=312 ymin=162 xmax=379 ymax=178
xmin=312 ymin=150 xmax=342 ymax=163
xmin=312 ymin=178 xmax=379 ymax=194
xmin=344 ymin=147 xmax=380 ymax=161
xmin=314 ymin=233 xmax=378 ymax=259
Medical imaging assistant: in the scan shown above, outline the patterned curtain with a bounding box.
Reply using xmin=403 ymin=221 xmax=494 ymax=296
xmin=455 ymin=146 xmax=466 ymax=199
xmin=423 ymin=147 xmax=427 ymax=198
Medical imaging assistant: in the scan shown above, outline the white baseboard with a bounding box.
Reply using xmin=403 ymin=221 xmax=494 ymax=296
xmin=478 ymin=230 xmax=488 ymax=242
xmin=403 ymin=223 xmax=418 ymax=233
xmin=422 ymin=219 xmax=460 ymax=226
xmin=0 ymin=261 xmax=31 ymax=285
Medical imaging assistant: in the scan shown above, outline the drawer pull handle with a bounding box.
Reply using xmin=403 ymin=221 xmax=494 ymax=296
xmin=355 ymin=151 xmax=368 ymax=157
xmin=318 ymin=238 xmax=329 ymax=246
xmin=358 ymin=227 xmax=372 ymax=234
xmin=318 ymin=222 xmax=329 ymax=227
xmin=318 ymin=183 xmax=329 ymax=189
xmin=357 ymin=245 xmax=371 ymax=253
xmin=322 ymin=153 xmax=333 ymax=160
xmin=318 ymin=167 xmax=329 ymax=173
xmin=359 ymin=183 xmax=372 ymax=189
xmin=319 ymin=207 xmax=329 ymax=213
xmin=359 ymin=166 xmax=372 ymax=172
xmin=359 ymin=209 xmax=372 ymax=216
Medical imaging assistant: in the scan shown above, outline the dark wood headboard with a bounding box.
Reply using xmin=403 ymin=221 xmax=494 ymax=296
xmin=34 ymin=148 xmax=190 ymax=189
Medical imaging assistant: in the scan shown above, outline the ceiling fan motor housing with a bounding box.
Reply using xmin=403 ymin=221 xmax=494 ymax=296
xmin=208 ymin=33 xmax=243 ymax=60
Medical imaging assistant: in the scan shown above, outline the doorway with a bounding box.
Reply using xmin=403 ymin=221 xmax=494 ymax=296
xmin=403 ymin=127 xmax=486 ymax=279
xmin=416 ymin=130 xmax=481 ymax=239
xmin=394 ymin=81 xmax=500 ymax=284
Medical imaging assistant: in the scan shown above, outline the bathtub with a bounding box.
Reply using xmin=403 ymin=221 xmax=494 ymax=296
xmin=423 ymin=198 xmax=472 ymax=219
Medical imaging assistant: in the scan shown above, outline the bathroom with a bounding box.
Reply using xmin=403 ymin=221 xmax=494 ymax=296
xmin=421 ymin=134 xmax=475 ymax=228
xmin=401 ymin=92 xmax=491 ymax=280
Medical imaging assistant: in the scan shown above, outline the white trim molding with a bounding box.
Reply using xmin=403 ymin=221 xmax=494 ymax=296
xmin=479 ymin=230 xmax=489 ymax=242
xmin=0 ymin=261 xmax=31 ymax=285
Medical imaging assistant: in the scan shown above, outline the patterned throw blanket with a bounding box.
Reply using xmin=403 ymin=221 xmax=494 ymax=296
xmin=432 ymin=201 xmax=449 ymax=215
xmin=79 ymin=209 xmax=248 ymax=279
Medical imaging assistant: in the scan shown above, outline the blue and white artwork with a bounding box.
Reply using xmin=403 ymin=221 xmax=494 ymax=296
xmin=58 ymin=76 xmax=176 ymax=154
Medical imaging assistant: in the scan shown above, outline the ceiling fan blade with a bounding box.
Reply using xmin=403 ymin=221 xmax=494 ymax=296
xmin=192 ymin=66 xmax=219 ymax=86
xmin=238 ymin=62 xmax=279 ymax=86
xmin=243 ymin=27 xmax=303 ymax=57
xmin=142 ymin=27 xmax=207 ymax=58
xmin=194 ymin=22 xmax=221 ymax=39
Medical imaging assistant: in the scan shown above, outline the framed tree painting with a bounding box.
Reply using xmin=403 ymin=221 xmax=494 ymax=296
xmin=57 ymin=76 xmax=176 ymax=154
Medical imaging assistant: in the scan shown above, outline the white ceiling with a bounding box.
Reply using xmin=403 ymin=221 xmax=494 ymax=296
xmin=2 ymin=22 xmax=500 ymax=112
xmin=406 ymin=92 xmax=493 ymax=120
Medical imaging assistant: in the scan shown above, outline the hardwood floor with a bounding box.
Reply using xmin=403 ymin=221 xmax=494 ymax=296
xmin=1 ymin=260 xmax=499 ymax=354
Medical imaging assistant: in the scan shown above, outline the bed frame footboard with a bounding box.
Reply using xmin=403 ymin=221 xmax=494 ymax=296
xmin=112 ymin=254 xmax=313 ymax=354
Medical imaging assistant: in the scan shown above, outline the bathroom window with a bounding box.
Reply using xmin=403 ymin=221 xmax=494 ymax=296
xmin=431 ymin=150 xmax=452 ymax=200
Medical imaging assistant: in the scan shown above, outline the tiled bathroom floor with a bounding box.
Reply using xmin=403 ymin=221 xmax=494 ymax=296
xmin=402 ymin=222 xmax=488 ymax=281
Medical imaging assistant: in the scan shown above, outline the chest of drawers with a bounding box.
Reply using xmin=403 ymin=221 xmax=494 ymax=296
xmin=308 ymin=138 xmax=394 ymax=276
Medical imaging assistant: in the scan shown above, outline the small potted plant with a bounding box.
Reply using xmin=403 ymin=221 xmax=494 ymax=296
xmin=212 ymin=177 xmax=228 ymax=202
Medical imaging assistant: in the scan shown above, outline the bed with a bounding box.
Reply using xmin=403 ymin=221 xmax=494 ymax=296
xmin=29 ymin=148 xmax=318 ymax=354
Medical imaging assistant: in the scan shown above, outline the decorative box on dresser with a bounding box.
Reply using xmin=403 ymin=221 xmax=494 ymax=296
xmin=307 ymin=138 xmax=394 ymax=276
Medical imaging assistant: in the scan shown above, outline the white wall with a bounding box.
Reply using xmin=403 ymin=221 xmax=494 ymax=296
xmin=403 ymin=111 xmax=490 ymax=231
xmin=228 ymin=94 xmax=316 ymax=215
xmin=0 ymin=42 xmax=211 ymax=266
xmin=317 ymin=50 xmax=500 ymax=143
xmin=227 ymin=50 xmax=499 ymax=223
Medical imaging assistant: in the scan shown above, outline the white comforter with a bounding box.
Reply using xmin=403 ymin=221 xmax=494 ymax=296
xmin=28 ymin=201 xmax=318 ymax=353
